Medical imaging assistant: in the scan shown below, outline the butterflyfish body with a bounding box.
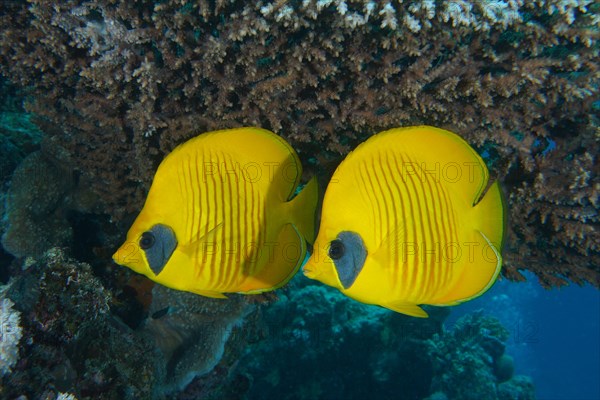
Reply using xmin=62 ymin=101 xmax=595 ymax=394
xmin=113 ymin=127 xmax=318 ymax=298
xmin=303 ymin=126 xmax=505 ymax=317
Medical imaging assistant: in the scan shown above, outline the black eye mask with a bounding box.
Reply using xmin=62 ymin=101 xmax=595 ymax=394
xmin=140 ymin=224 xmax=178 ymax=275
xmin=330 ymin=231 xmax=367 ymax=289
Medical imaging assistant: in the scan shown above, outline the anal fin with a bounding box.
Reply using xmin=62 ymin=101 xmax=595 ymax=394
xmin=191 ymin=289 xmax=228 ymax=299
xmin=384 ymin=302 xmax=429 ymax=318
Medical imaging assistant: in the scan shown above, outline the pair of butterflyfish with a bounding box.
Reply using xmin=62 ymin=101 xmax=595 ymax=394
xmin=113 ymin=126 xmax=505 ymax=317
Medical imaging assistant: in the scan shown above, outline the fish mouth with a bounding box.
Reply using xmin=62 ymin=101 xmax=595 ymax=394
xmin=112 ymin=248 xmax=125 ymax=266
xmin=302 ymin=261 xmax=320 ymax=279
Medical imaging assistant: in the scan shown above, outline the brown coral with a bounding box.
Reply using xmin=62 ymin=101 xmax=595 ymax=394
xmin=0 ymin=1 xmax=598 ymax=287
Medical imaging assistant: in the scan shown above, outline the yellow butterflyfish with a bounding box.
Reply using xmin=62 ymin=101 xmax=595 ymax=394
xmin=303 ymin=126 xmax=505 ymax=317
xmin=113 ymin=127 xmax=318 ymax=298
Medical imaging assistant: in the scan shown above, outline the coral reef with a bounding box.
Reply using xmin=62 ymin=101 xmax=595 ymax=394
xmin=0 ymin=248 xmax=156 ymax=399
xmin=1 ymin=151 xmax=75 ymax=258
xmin=0 ymin=295 xmax=22 ymax=376
xmin=239 ymin=279 xmax=445 ymax=399
xmin=237 ymin=278 xmax=534 ymax=400
xmin=0 ymin=77 xmax=44 ymax=277
xmin=141 ymin=284 xmax=253 ymax=395
xmin=0 ymin=0 xmax=597 ymax=287
xmin=0 ymin=145 xmax=105 ymax=259
xmin=0 ymin=77 xmax=43 ymax=184
xmin=0 ymin=248 xmax=256 ymax=399
xmin=426 ymin=311 xmax=534 ymax=400
xmin=0 ymin=112 xmax=42 ymax=184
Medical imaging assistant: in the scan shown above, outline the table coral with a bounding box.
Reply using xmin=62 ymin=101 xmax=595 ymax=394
xmin=0 ymin=1 xmax=598 ymax=286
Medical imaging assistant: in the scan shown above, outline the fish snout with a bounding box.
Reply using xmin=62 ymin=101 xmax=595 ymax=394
xmin=112 ymin=242 xmax=145 ymax=273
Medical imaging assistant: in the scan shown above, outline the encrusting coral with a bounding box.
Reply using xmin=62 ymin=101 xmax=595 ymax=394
xmin=0 ymin=1 xmax=597 ymax=288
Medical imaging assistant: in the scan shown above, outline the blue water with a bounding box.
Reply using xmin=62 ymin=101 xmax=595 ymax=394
xmin=448 ymin=273 xmax=600 ymax=400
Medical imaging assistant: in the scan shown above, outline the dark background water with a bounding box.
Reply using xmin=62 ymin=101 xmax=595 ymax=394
xmin=448 ymin=273 xmax=600 ymax=400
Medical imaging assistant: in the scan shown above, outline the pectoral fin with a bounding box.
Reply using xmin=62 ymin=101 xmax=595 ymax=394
xmin=178 ymin=223 xmax=224 ymax=258
xmin=239 ymin=223 xmax=306 ymax=294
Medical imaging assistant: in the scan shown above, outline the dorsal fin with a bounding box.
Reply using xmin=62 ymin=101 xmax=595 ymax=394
xmin=165 ymin=127 xmax=303 ymax=201
xmin=358 ymin=126 xmax=490 ymax=207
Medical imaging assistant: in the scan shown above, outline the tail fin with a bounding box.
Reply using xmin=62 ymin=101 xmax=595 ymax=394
xmin=288 ymin=176 xmax=319 ymax=244
xmin=473 ymin=180 xmax=506 ymax=251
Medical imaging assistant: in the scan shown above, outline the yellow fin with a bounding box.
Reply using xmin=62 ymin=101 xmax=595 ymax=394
xmin=230 ymin=127 xmax=304 ymax=200
xmin=384 ymin=302 xmax=429 ymax=318
xmin=430 ymin=181 xmax=504 ymax=306
xmin=371 ymin=126 xmax=490 ymax=206
xmin=433 ymin=230 xmax=502 ymax=306
xmin=286 ymin=176 xmax=319 ymax=244
xmin=239 ymin=223 xmax=306 ymax=294
xmin=178 ymin=223 xmax=224 ymax=258
xmin=473 ymin=180 xmax=506 ymax=251
xmin=372 ymin=224 xmax=406 ymax=267
xmin=189 ymin=289 xmax=228 ymax=299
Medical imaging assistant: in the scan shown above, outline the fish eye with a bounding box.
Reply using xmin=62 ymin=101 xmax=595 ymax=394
xmin=139 ymin=232 xmax=155 ymax=250
xmin=328 ymin=240 xmax=345 ymax=260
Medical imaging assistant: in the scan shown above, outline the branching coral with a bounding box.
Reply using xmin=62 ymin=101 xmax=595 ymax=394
xmin=0 ymin=1 xmax=597 ymax=286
